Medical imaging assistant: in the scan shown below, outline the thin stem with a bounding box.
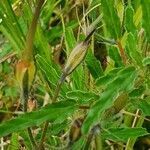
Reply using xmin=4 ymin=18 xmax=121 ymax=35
xmin=52 ymin=75 xmax=65 ymax=103
xmin=39 ymin=74 xmax=66 ymax=149
xmin=20 ymin=0 xmax=45 ymax=147
xmin=22 ymin=70 xmax=38 ymax=149
xmin=22 ymin=70 xmax=29 ymax=112
xmin=131 ymin=109 xmax=140 ymax=128
xmin=122 ymin=110 xmax=150 ymax=122
xmin=24 ymin=0 xmax=45 ymax=61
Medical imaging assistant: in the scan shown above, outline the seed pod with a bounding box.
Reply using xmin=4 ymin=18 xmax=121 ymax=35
xmin=62 ymin=15 xmax=102 ymax=77
xmin=63 ymin=41 xmax=89 ymax=76
xmin=63 ymin=28 xmax=96 ymax=77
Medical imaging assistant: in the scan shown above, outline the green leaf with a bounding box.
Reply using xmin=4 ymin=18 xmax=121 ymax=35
xmin=36 ymin=54 xmax=60 ymax=89
xmin=108 ymin=47 xmax=123 ymax=67
xmin=72 ymin=137 xmax=86 ymax=150
xmin=0 ymin=101 xmax=76 ymax=138
xmin=0 ymin=43 xmax=12 ymax=59
xmin=49 ymin=122 xmax=68 ymax=135
xmin=142 ymin=57 xmax=150 ymax=66
xmin=8 ymin=133 xmax=19 ymax=150
xmin=20 ymin=131 xmax=32 ymax=149
xmin=71 ymin=67 xmax=85 ymax=90
xmin=102 ymin=128 xmax=148 ymax=142
xmin=96 ymin=68 xmax=122 ymax=86
xmin=63 ymin=24 xmax=85 ymax=90
xmin=132 ymin=99 xmax=150 ymax=116
xmin=141 ymin=0 xmax=150 ymax=42
xmin=46 ymin=21 xmax=78 ymax=43
xmin=132 ymin=0 xmax=141 ymax=11
xmin=64 ymin=27 xmax=76 ymax=53
xmin=85 ymin=50 xmax=103 ymax=79
xmin=129 ymin=85 xmax=145 ymax=98
xmin=82 ymin=66 xmax=137 ymax=134
xmin=101 ymin=0 xmax=121 ymax=39
xmin=36 ymin=55 xmax=69 ymax=96
xmin=0 ymin=12 xmax=23 ymax=51
xmin=125 ymin=5 xmax=137 ymax=36
xmin=0 ymin=0 xmax=25 ymax=49
xmin=35 ymin=27 xmax=52 ymax=61
xmin=41 ymin=0 xmax=56 ymax=24
xmin=61 ymin=16 xmax=75 ymax=52
xmin=66 ymin=90 xmax=99 ymax=104
xmin=126 ymin=33 xmax=142 ymax=66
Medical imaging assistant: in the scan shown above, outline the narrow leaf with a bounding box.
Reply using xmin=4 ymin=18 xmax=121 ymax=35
xmin=0 ymin=101 xmax=76 ymax=138
xmin=142 ymin=57 xmax=150 ymax=66
xmin=141 ymin=0 xmax=150 ymax=42
xmin=64 ymin=27 xmax=76 ymax=53
xmin=101 ymin=0 xmax=121 ymax=39
xmin=102 ymin=128 xmax=148 ymax=142
xmin=132 ymin=99 xmax=150 ymax=116
xmin=63 ymin=25 xmax=85 ymax=90
xmin=66 ymin=90 xmax=99 ymax=104
xmin=108 ymin=47 xmax=123 ymax=67
xmin=85 ymin=50 xmax=103 ymax=79
xmin=96 ymin=68 xmax=122 ymax=86
xmin=82 ymin=67 xmax=137 ymax=134
xmin=126 ymin=33 xmax=142 ymax=66
xmin=36 ymin=54 xmax=60 ymax=88
xmin=8 ymin=133 xmax=19 ymax=150
xmin=125 ymin=5 xmax=137 ymax=36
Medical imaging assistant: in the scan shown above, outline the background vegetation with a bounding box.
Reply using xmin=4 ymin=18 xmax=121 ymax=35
xmin=0 ymin=0 xmax=150 ymax=149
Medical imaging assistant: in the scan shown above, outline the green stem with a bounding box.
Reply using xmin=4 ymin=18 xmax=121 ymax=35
xmin=24 ymin=0 xmax=45 ymax=61
xmin=22 ymin=70 xmax=28 ymax=112
xmin=52 ymin=75 xmax=66 ymax=103
xmin=20 ymin=0 xmax=45 ymax=147
xmin=39 ymin=74 xmax=66 ymax=149
xmin=22 ymin=70 xmax=38 ymax=149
